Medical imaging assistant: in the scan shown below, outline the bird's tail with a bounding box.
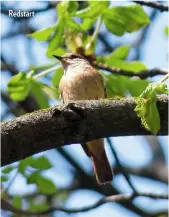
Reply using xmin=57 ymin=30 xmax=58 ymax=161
xmin=84 ymin=139 xmax=113 ymax=185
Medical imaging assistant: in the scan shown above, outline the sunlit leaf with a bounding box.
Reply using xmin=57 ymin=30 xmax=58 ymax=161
xmin=126 ymin=79 xmax=149 ymax=97
xmin=66 ymin=17 xmax=82 ymax=31
xmin=7 ymin=72 xmax=30 ymax=101
xmin=102 ymin=74 xmax=126 ymax=97
xmin=68 ymin=1 xmax=79 ymax=14
xmin=109 ymin=45 xmax=130 ymax=60
xmin=103 ymin=5 xmax=150 ymax=36
xmin=81 ymin=17 xmax=97 ymax=30
xmin=28 ymin=26 xmax=56 ymax=41
xmin=106 ymin=58 xmax=147 ymax=72
xmin=75 ymin=1 xmax=108 ymax=18
xmin=57 ymin=1 xmax=69 ymax=16
xmin=47 ymin=20 xmax=64 ymax=58
xmin=134 ymin=82 xmax=168 ymax=134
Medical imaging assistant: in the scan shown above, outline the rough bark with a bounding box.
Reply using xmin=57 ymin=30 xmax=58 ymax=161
xmin=1 ymin=96 xmax=168 ymax=166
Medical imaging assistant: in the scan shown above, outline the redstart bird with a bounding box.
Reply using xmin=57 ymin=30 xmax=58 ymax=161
xmin=53 ymin=53 xmax=113 ymax=184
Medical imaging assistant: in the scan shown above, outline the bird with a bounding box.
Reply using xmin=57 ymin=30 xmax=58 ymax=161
xmin=53 ymin=53 xmax=113 ymax=185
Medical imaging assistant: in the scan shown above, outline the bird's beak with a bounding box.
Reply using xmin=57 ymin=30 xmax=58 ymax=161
xmin=52 ymin=55 xmax=62 ymax=61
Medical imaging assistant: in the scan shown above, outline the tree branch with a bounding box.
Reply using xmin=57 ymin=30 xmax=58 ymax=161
xmin=1 ymin=97 xmax=168 ymax=166
xmin=133 ymin=1 xmax=169 ymax=12
xmin=92 ymin=61 xmax=168 ymax=79
xmin=2 ymin=192 xmax=168 ymax=216
xmin=114 ymin=163 xmax=168 ymax=184
xmin=107 ymin=138 xmax=138 ymax=194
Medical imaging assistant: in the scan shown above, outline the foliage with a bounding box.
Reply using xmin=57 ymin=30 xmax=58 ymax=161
xmin=6 ymin=0 xmax=168 ymax=151
xmin=135 ymin=82 xmax=168 ymax=134
xmin=7 ymin=1 xmax=168 ymax=134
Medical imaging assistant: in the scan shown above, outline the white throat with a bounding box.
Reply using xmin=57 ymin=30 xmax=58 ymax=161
xmin=63 ymin=60 xmax=92 ymax=75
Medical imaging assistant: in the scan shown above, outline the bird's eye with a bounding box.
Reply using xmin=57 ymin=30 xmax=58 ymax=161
xmin=71 ymin=54 xmax=78 ymax=59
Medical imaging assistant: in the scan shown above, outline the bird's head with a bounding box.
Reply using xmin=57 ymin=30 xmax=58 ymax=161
xmin=53 ymin=53 xmax=89 ymax=70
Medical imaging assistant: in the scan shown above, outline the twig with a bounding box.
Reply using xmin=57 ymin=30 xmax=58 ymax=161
xmin=33 ymin=66 xmax=59 ymax=80
xmin=92 ymin=61 xmax=168 ymax=79
xmin=114 ymin=162 xmax=168 ymax=184
xmin=2 ymin=192 xmax=168 ymax=216
xmin=133 ymin=1 xmax=169 ymax=12
xmin=86 ymin=16 xmax=102 ymax=50
xmin=107 ymin=138 xmax=138 ymax=194
xmin=158 ymin=73 xmax=169 ymax=83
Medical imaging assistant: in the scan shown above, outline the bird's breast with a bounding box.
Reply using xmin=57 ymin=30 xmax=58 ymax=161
xmin=59 ymin=70 xmax=105 ymax=101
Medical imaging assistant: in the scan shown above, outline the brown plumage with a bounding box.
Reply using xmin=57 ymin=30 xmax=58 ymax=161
xmin=53 ymin=53 xmax=113 ymax=184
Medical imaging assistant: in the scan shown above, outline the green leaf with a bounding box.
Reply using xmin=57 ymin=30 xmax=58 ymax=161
xmin=103 ymin=5 xmax=150 ymax=36
xmin=28 ymin=26 xmax=56 ymax=41
xmin=47 ymin=20 xmax=64 ymax=58
xmin=37 ymin=176 xmax=57 ymax=194
xmin=30 ymin=156 xmax=52 ymax=170
xmin=57 ymin=1 xmax=69 ymax=16
xmin=103 ymin=74 xmax=126 ymax=97
xmin=89 ymin=0 xmax=110 ymax=8
xmin=154 ymin=83 xmax=169 ymax=95
xmin=106 ymin=58 xmax=147 ymax=72
xmin=2 ymin=166 xmax=15 ymax=174
xmin=27 ymin=171 xmax=39 ymax=184
xmin=31 ymin=80 xmax=49 ymax=109
xmin=165 ymin=26 xmax=169 ymax=36
xmin=81 ymin=17 xmax=97 ymax=30
xmin=1 ymin=175 xmax=8 ymax=182
xmin=134 ymin=83 xmax=164 ymax=134
xmin=75 ymin=1 xmax=108 ymax=18
xmin=135 ymin=96 xmax=160 ymax=135
xmin=52 ymin=67 xmax=64 ymax=87
xmin=29 ymin=202 xmax=49 ymax=212
xmin=27 ymin=172 xmax=57 ymax=194
xmin=52 ymin=48 xmax=66 ymax=56
xmin=126 ymin=79 xmax=149 ymax=97
xmin=7 ymin=72 xmax=30 ymax=101
xmin=68 ymin=1 xmax=79 ymax=14
xmin=18 ymin=157 xmax=34 ymax=174
xmin=13 ymin=196 xmax=22 ymax=209
xmin=19 ymin=156 xmax=52 ymax=172
xmin=109 ymin=45 xmax=130 ymax=60
xmin=66 ymin=17 xmax=82 ymax=31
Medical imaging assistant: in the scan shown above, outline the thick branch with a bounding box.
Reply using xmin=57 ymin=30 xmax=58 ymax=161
xmin=1 ymin=97 xmax=168 ymax=166
xmin=2 ymin=192 xmax=168 ymax=216
xmin=133 ymin=1 xmax=169 ymax=12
